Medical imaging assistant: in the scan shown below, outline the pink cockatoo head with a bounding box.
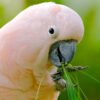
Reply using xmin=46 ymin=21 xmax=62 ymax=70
xmin=1 ymin=2 xmax=84 ymax=70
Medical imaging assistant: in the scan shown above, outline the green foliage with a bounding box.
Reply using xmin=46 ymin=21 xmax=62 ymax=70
xmin=24 ymin=0 xmax=63 ymax=7
xmin=0 ymin=4 xmax=4 ymax=17
xmin=0 ymin=4 xmax=5 ymax=26
xmin=24 ymin=0 xmax=51 ymax=7
xmin=62 ymin=64 xmax=81 ymax=100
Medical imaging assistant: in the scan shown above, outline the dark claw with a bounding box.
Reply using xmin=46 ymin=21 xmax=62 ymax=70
xmin=51 ymin=71 xmax=62 ymax=81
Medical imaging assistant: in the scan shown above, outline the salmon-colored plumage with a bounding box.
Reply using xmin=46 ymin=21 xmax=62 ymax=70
xmin=0 ymin=2 xmax=84 ymax=100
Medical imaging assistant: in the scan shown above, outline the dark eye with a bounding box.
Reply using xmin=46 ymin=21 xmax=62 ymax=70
xmin=48 ymin=26 xmax=58 ymax=38
xmin=49 ymin=28 xmax=55 ymax=34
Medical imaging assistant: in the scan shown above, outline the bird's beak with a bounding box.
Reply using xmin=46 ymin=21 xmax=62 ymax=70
xmin=49 ymin=40 xmax=77 ymax=67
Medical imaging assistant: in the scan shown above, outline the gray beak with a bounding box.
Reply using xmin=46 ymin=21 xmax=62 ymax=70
xmin=49 ymin=40 xmax=77 ymax=67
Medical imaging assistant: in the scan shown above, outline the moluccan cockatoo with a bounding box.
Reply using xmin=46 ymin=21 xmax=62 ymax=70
xmin=0 ymin=2 xmax=84 ymax=100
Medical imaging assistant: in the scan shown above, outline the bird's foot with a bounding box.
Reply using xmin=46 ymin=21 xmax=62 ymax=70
xmin=51 ymin=72 xmax=67 ymax=91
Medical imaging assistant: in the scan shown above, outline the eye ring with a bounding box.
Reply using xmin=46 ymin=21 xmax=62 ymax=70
xmin=48 ymin=26 xmax=58 ymax=38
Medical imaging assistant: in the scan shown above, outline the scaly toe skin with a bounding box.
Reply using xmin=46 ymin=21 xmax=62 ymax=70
xmin=51 ymin=70 xmax=67 ymax=91
xmin=55 ymin=78 xmax=67 ymax=91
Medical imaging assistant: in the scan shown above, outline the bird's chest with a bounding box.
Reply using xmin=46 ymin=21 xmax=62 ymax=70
xmin=0 ymin=69 xmax=58 ymax=100
xmin=0 ymin=81 xmax=58 ymax=100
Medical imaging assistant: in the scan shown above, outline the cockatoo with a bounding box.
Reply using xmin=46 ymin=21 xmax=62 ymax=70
xmin=0 ymin=2 xmax=84 ymax=100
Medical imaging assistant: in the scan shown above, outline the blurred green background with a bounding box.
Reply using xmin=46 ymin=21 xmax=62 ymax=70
xmin=0 ymin=0 xmax=100 ymax=100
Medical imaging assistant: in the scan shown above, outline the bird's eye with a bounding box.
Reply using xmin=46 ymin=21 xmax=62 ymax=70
xmin=49 ymin=28 xmax=55 ymax=34
xmin=48 ymin=26 xmax=58 ymax=38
